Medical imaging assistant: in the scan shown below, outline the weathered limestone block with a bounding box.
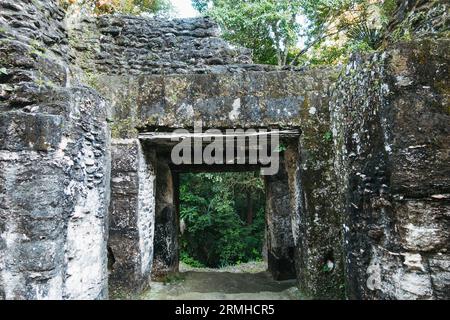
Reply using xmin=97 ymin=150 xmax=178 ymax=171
xmin=395 ymin=200 xmax=449 ymax=252
xmin=387 ymin=0 xmax=449 ymax=42
xmin=386 ymin=41 xmax=449 ymax=197
xmin=1 ymin=0 xmax=448 ymax=301
xmin=1 ymin=0 xmax=111 ymax=300
xmin=365 ymin=248 xmax=435 ymax=300
xmin=0 ymin=151 xmax=66 ymax=299
xmin=108 ymin=139 xmax=156 ymax=293
xmin=151 ymin=153 xmax=179 ymax=280
xmin=288 ymin=78 xmax=346 ymax=299
xmin=265 ymin=154 xmax=296 ymax=281
xmin=0 ymin=87 xmax=111 ymax=300
xmin=89 ymin=69 xmax=336 ymax=139
xmin=331 ymin=39 xmax=450 ymax=300
xmin=68 ymin=15 xmax=255 ymax=76
xmin=62 ymin=88 xmax=111 ymax=300
xmin=428 ymin=254 xmax=450 ymax=299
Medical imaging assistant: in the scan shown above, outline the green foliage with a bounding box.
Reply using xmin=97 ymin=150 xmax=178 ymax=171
xmin=274 ymin=143 xmax=287 ymax=153
xmin=347 ymin=23 xmax=383 ymax=49
xmin=296 ymin=0 xmax=389 ymax=66
xmin=380 ymin=0 xmax=397 ymax=24
xmin=191 ymin=0 xmax=209 ymax=13
xmin=193 ymin=0 xmax=400 ymax=66
xmin=179 ymin=172 xmax=265 ymax=268
xmin=60 ymin=0 xmax=170 ymax=15
xmin=193 ymin=0 xmax=302 ymax=65
xmin=180 ymin=252 xmax=205 ymax=268
xmin=307 ymin=45 xmax=349 ymax=66
xmin=322 ymin=131 xmax=333 ymax=142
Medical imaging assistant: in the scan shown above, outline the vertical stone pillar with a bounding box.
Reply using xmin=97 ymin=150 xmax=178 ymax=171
xmin=0 ymin=88 xmax=111 ymax=300
xmin=0 ymin=126 xmax=68 ymax=300
xmin=62 ymin=89 xmax=112 ymax=300
xmin=0 ymin=0 xmax=112 ymax=300
xmin=265 ymin=154 xmax=296 ymax=280
xmin=151 ymin=154 xmax=179 ymax=280
xmin=108 ymin=139 xmax=156 ymax=293
xmin=287 ymin=84 xmax=346 ymax=299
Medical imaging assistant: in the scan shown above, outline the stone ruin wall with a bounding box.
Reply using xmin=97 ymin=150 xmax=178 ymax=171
xmin=332 ymin=39 xmax=449 ymax=299
xmin=0 ymin=0 xmax=448 ymax=299
xmin=65 ymin=10 xmax=346 ymax=298
xmin=0 ymin=0 xmax=112 ymax=299
xmin=333 ymin=0 xmax=449 ymax=299
xmin=108 ymin=139 xmax=155 ymax=293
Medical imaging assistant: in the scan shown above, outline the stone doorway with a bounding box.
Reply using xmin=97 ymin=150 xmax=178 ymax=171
xmin=147 ymin=128 xmax=299 ymax=283
xmin=150 ymin=166 xmax=298 ymax=281
xmin=107 ymin=128 xmax=300 ymax=296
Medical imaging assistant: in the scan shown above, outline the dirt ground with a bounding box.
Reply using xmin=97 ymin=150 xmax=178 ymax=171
xmin=140 ymin=262 xmax=303 ymax=300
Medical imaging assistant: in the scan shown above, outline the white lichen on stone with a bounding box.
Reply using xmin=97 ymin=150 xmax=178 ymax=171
xmin=229 ymin=98 xmax=241 ymax=121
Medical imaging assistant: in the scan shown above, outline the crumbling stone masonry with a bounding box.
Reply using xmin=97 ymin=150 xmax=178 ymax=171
xmin=265 ymin=154 xmax=297 ymax=281
xmin=0 ymin=0 xmax=111 ymax=299
xmin=0 ymin=0 xmax=448 ymax=300
xmin=108 ymin=139 xmax=155 ymax=293
xmin=332 ymin=39 xmax=450 ymax=300
xmin=151 ymin=152 xmax=179 ymax=280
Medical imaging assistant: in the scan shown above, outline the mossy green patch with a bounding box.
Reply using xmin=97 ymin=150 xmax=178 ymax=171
xmin=111 ymin=118 xmax=139 ymax=139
